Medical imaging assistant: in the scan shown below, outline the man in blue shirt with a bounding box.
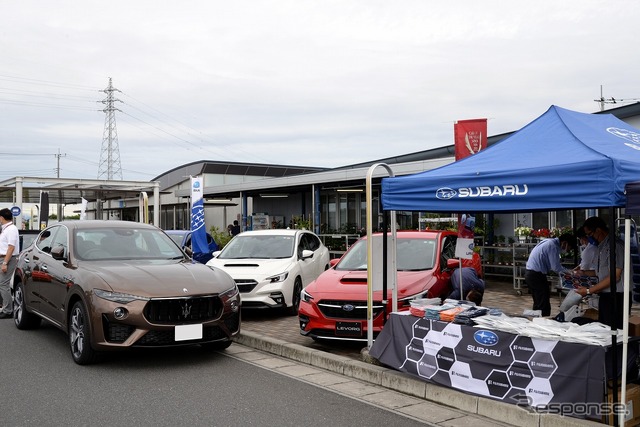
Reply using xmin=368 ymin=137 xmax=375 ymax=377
xmin=525 ymin=233 xmax=576 ymax=316
xmin=449 ymin=267 xmax=485 ymax=305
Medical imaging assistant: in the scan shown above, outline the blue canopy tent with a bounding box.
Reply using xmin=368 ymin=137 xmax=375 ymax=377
xmin=381 ymin=105 xmax=640 ymax=423
xmin=382 ymin=105 xmax=640 ymax=213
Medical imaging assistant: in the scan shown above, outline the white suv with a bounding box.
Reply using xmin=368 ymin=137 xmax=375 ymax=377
xmin=207 ymin=229 xmax=330 ymax=314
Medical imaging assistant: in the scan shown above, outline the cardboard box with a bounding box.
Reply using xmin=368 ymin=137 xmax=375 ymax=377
xmin=604 ymin=383 xmax=640 ymax=426
xmin=583 ymin=308 xmax=599 ymax=320
xmin=629 ymin=316 xmax=640 ymax=337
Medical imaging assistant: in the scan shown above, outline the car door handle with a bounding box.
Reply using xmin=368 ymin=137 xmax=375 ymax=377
xmin=41 ymin=265 xmax=48 ymax=272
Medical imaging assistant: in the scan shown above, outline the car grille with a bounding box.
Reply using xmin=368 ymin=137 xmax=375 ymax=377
xmin=234 ymin=279 xmax=258 ymax=293
xmin=104 ymin=319 xmax=135 ymax=343
xmin=103 ymin=311 xmax=240 ymax=345
xmin=144 ymin=296 xmax=223 ymax=324
xmin=317 ymin=300 xmax=385 ymax=320
xmin=308 ymin=328 xmax=379 ymax=340
xmin=136 ymin=326 xmax=227 ymax=346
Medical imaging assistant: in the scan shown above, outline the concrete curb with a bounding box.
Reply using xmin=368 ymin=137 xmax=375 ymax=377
xmin=233 ymin=331 xmax=602 ymax=427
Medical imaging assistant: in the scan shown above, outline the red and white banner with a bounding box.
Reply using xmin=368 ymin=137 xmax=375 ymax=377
xmin=453 ymin=119 xmax=486 ymax=254
xmin=454 ymin=118 xmax=487 ymax=161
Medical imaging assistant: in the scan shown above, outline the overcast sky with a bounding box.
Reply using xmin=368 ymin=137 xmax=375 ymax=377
xmin=1 ymin=0 xmax=638 ymax=182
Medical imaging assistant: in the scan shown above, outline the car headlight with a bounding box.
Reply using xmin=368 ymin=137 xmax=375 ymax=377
xmin=94 ymin=289 xmax=150 ymax=304
xmin=301 ymin=288 xmax=313 ymax=303
xmin=398 ymin=291 xmax=429 ymax=307
xmin=220 ymin=284 xmax=239 ymax=299
xmin=266 ymin=272 xmax=289 ymax=283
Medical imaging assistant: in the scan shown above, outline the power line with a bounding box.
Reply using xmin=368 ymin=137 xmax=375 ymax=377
xmin=0 ymin=98 xmax=97 ymax=111
xmin=0 ymin=74 xmax=97 ymax=91
xmin=0 ymin=74 xmax=279 ymax=178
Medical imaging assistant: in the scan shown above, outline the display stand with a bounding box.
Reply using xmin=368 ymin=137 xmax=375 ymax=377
xmin=512 ymin=242 xmax=537 ymax=295
xmin=369 ymin=313 xmax=607 ymax=418
xmin=477 ymin=238 xmax=574 ymax=296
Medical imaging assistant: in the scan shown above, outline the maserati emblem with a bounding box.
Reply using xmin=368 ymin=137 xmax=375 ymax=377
xmin=342 ymin=304 xmax=355 ymax=312
xmin=181 ymin=301 xmax=192 ymax=318
xmin=183 ymin=288 xmax=188 ymax=293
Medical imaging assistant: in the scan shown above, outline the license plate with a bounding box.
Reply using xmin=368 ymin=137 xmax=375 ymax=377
xmin=175 ymin=324 xmax=203 ymax=341
xmin=335 ymin=321 xmax=362 ymax=337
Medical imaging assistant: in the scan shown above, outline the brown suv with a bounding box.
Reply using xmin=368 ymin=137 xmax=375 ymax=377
xmin=11 ymin=220 xmax=241 ymax=364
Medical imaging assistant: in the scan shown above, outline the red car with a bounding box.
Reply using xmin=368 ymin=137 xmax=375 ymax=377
xmin=298 ymin=230 xmax=482 ymax=342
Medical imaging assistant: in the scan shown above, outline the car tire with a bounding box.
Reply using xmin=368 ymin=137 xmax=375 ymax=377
xmin=69 ymin=301 xmax=98 ymax=365
xmin=201 ymin=340 xmax=233 ymax=351
xmin=13 ymin=282 xmax=41 ymax=330
xmin=288 ymin=277 xmax=303 ymax=316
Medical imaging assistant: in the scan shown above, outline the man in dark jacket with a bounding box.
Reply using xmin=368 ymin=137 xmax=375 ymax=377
xmin=449 ymin=267 xmax=485 ymax=305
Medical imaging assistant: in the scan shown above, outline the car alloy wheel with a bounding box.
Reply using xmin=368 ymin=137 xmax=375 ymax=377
xmin=13 ymin=283 xmax=41 ymax=330
xmin=69 ymin=301 xmax=97 ymax=365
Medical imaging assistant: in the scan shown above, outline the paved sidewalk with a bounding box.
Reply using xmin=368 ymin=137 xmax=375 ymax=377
xmin=237 ymin=279 xmax=627 ymax=426
xmin=227 ymin=340 xmax=519 ymax=427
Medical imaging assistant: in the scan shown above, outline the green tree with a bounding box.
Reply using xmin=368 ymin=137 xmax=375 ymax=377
xmin=210 ymin=226 xmax=233 ymax=249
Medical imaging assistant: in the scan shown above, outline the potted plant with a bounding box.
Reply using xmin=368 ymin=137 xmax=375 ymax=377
xmin=532 ymin=228 xmax=550 ymax=240
xmin=551 ymin=226 xmax=573 ymax=237
xmin=514 ymin=226 xmax=532 ymax=242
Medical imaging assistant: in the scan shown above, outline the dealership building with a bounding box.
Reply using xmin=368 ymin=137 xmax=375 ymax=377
xmin=2 ymin=103 xmax=640 ymax=242
xmin=153 ymin=102 xmax=640 ymax=239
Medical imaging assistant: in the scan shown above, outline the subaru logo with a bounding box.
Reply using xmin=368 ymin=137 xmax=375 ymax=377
xmin=473 ymin=330 xmax=498 ymax=346
xmin=435 ymin=187 xmax=457 ymax=200
xmin=342 ymin=304 xmax=355 ymax=312
xmin=607 ymin=127 xmax=640 ymax=145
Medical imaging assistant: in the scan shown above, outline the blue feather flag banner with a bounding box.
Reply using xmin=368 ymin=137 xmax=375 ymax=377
xmin=190 ymin=176 xmax=208 ymax=256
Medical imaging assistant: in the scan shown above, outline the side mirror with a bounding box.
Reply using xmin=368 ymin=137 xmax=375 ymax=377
xmin=300 ymin=249 xmax=314 ymax=260
xmin=446 ymin=258 xmax=460 ymax=270
xmin=211 ymin=250 xmax=222 ymax=258
xmin=51 ymin=246 xmax=66 ymax=261
xmin=329 ymin=258 xmax=340 ymax=268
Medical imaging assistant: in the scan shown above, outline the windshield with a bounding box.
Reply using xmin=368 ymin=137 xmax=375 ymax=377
xmin=75 ymin=228 xmax=185 ymax=261
xmin=218 ymin=234 xmax=295 ymax=259
xmin=20 ymin=233 xmax=39 ymax=252
xmin=336 ymin=236 xmax=437 ymax=271
xmin=166 ymin=233 xmax=186 ymax=246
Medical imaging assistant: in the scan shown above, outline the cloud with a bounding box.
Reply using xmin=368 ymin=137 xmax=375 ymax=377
xmin=1 ymin=0 xmax=638 ymax=181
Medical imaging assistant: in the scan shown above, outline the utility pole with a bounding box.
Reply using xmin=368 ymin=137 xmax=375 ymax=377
xmin=55 ymin=148 xmax=66 ymax=220
xmin=594 ymin=85 xmax=640 ymax=111
xmin=98 ymin=77 xmax=123 ymax=180
xmin=55 ymin=148 xmax=66 ymax=178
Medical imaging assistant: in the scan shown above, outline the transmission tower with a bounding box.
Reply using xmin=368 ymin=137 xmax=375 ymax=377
xmin=98 ymin=77 xmax=123 ymax=180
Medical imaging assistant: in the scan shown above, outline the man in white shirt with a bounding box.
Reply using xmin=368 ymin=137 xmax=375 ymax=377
xmin=557 ymin=228 xmax=599 ymax=315
xmin=0 ymin=208 xmax=19 ymax=318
